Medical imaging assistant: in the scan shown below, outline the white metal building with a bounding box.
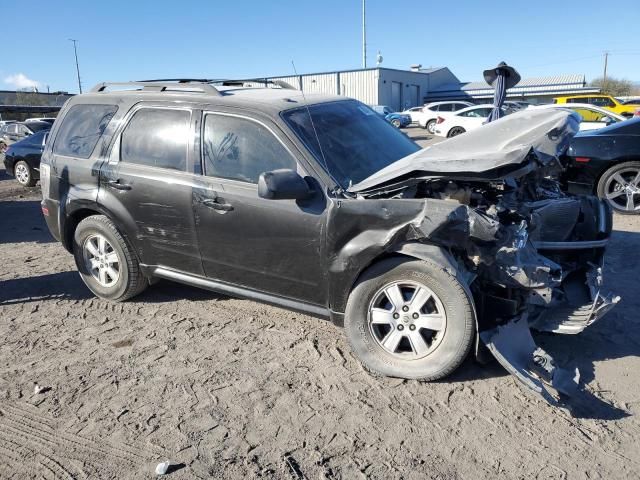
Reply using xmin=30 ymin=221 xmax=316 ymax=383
xmin=264 ymin=67 xmax=459 ymax=112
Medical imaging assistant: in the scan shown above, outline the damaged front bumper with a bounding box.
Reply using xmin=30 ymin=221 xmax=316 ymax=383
xmin=477 ymin=230 xmax=620 ymax=404
xmin=529 ymin=262 xmax=620 ymax=335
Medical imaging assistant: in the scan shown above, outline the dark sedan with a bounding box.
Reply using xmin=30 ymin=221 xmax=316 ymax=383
xmin=563 ymin=117 xmax=640 ymax=214
xmin=0 ymin=120 xmax=51 ymax=153
xmin=3 ymin=129 xmax=49 ymax=187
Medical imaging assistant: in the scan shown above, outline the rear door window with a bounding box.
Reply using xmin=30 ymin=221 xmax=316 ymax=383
xmin=53 ymin=104 xmax=118 ymax=158
xmin=202 ymin=114 xmax=296 ymax=183
xmin=120 ymin=108 xmax=190 ymax=171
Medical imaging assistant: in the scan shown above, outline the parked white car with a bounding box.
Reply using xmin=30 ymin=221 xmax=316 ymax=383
xmin=433 ymin=104 xmax=509 ymax=137
xmin=418 ymin=101 xmax=474 ymax=133
xmin=527 ymin=103 xmax=626 ymax=131
xmin=401 ymin=106 xmax=427 ymax=124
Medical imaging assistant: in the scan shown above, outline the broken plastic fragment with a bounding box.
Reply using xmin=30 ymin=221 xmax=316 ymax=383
xmin=480 ymin=314 xmax=580 ymax=404
xmin=33 ymin=383 xmax=50 ymax=395
xmin=155 ymin=461 xmax=170 ymax=475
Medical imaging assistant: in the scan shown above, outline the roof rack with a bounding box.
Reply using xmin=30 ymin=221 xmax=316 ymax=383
xmin=90 ymin=77 xmax=297 ymax=95
xmin=136 ymin=77 xmax=296 ymax=90
xmin=90 ymin=80 xmax=221 ymax=96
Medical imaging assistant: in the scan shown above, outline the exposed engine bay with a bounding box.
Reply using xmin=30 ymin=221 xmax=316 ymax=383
xmin=342 ymin=109 xmax=620 ymax=404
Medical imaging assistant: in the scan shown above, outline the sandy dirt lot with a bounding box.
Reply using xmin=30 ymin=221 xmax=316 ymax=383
xmin=1 ymin=155 xmax=639 ymax=479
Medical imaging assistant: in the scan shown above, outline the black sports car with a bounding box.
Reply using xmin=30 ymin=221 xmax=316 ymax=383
xmin=3 ymin=129 xmax=49 ymax=187
xmin=563 ymin=117 xmax=640 ymax=214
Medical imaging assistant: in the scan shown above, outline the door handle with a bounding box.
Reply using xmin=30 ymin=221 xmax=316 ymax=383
xmin=107 ymin=179 xmax=132 ymax=191
xmin=201 ymin=198 xmax=233 ymax=212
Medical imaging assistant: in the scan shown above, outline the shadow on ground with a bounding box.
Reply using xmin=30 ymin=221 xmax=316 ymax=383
xmin=0 ymin=200 xmax=54 ymax=244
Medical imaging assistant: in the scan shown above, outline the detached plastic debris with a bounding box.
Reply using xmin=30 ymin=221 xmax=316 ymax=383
xmin=33 ymin=383 xmax=51 ymax=395
xmin=155 ymin=461 xmax=172 ymax=475
xmin=480 ymin=314 xmax=580 ymax=404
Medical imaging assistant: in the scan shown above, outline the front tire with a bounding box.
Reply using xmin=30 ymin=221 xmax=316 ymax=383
xmin=426 ymin=119 xmax=436 ymax=134
xmin=73 ymin=215 xmax=148 ymax=301
xmin=344 ymin=257 xmax=475 ymax=381
xmin=14 ymin=160 xmax=36 ymax=187
xmin=391 ymin=119 xmax=401 ymax=128
xmin=597 ymin=161 xmax=640 ymax=215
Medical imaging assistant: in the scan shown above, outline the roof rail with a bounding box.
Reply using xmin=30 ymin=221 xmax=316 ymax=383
xmin=216 ymin=78 xmax=296 ymax=90
xmin=90 ymin=80 xmax=221 ymax=96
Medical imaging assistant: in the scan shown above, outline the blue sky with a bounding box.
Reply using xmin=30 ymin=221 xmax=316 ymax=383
xmin=3 ymin=0 xmax=639 ymax=93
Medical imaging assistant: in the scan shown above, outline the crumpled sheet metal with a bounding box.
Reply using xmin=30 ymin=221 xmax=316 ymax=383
xmin=326 ymin=198 xmax=469 ymax=312
xmin=349 ymin=108 xmax=580 ymax=193
xmin=480 ymin=314 xmax=581 ymax=403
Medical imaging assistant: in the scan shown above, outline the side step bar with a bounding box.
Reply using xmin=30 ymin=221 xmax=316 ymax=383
xmin=150 ymin=266 xmax=330 ymax=320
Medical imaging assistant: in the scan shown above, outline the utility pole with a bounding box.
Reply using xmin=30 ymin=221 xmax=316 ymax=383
xmin=362 ymin=0 xmax=367 ymax=69
xmin=69 ymin=39 xmax=82 ymax=94
xmin=602 ymin=51 xmax=609 ymax=93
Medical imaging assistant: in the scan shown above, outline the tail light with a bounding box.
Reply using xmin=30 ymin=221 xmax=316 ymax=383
xmin=634 ymin=108 xmax=640 ymax=117
xmin=40 ymin=163 xmax=50 ymax=199
xmin=575 ymin=157 xmax=590 ymax=163
xmin=436 ymin=116 xmax=445 ymax=124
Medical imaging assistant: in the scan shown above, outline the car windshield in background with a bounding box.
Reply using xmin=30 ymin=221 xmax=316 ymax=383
xmin=282 ymin=101 xmax=420 ymax=188
xmin=26 ymin=122 xmax=51 ymax=133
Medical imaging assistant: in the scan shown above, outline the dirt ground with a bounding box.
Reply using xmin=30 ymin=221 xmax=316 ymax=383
xmin=1 ymin=156 xmax=639 ymax=480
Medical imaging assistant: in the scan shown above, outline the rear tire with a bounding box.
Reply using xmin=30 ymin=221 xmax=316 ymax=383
xmin=426 ymin=119 xmax=436 ymax=134
xmin=344 ymin=257 xmax=475 ymax=381
xmin=448 ymin=127 xmax=466 ymax=137
xmin=391 ymin=119 xmax=401 ymax=128
xmin=73 ymin=215 xmax=148 ymax=301
xmin=0 ymin=142 xmax=7 ymax=154
xmin=14 ymin=161 xmax=36 ymax=187
xmin=597 ymin=161 xmax=640 ymax=215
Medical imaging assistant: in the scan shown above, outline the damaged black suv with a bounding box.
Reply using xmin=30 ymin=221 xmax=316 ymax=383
xmin=40 ymin=80 xmax=618 ymax=400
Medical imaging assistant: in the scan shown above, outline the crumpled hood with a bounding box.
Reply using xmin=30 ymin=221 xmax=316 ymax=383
xmin=349 ymin=109 xmax=580 ymax=193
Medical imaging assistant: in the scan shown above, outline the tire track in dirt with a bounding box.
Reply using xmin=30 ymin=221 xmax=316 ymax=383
xmin=0 ymin=402 xmax=154 ymax=478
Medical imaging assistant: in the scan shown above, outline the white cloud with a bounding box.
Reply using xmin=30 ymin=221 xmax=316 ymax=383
xmin=4 ymin=73 xmax=40 ymax=90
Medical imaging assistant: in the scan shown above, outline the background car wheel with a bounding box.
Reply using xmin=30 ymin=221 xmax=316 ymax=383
xmin=426 ymin=119 xmax=436 ymax=134
xmin=0 ymin=142 xmax=7 ymax=154
xmin=14 ymin=161 xmax=36 ymax=187
xmin=73 ymin=215 xmax=148 ymax=301
xmin=448 ymin=127 xmax=466 ymax=137
xmin=344 ymin=257 xmax=475 ymax=381
xmin=391 ymin=119 xmax=401 ymax=128
xmin=597 ymin=161 xmax=640 ymax=215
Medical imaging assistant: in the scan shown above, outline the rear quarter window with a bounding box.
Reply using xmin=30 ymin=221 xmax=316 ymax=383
xmin=53 ymin=104 xmax=118 ymax=159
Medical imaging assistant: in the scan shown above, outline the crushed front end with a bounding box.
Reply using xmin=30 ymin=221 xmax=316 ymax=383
xmin=348 ymin=109 xmax=620 ymax=403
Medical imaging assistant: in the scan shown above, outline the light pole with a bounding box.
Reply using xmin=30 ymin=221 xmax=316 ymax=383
xmin=362 ymin=0 xmax=367 ymax=68
xmin=69 ymin=39 xmax=82 ymax=94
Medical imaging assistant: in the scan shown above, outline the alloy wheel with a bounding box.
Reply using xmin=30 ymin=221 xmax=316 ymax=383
xmin=82 ymin=234 xmax=121 ymax=287
xmin=15 ymin=163 xmax=30 ymax=185
xmin=368 ymin=281 xmax=447 ymax=359
xmin=604 ymin=168 xmax=640 ymax=213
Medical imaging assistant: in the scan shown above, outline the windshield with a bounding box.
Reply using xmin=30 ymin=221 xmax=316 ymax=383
xmin=282 ymin=100 xmax=420 ymax=188
xmin=26 ymin=122 xmax=51 ymax=133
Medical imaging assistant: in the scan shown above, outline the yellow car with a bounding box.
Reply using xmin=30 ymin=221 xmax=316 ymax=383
xmin=554 ymin=95 xmax=640 ymax=118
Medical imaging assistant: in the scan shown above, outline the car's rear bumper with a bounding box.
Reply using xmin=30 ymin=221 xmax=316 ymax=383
xmin=41 ymin=198 xmax=62 ymax=244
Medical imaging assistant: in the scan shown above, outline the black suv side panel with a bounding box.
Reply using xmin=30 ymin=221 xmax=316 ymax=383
xmin=97 ymin=103 xmax=205 ymax=275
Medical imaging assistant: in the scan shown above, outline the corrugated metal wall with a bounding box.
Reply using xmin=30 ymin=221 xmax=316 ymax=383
xmin=265 ymin=70 xmax=379 ymax=105
xmin=263 ymin=68 xmax=461 ymax=109
xmin=339 ymin=70 xmax=378 ymax=105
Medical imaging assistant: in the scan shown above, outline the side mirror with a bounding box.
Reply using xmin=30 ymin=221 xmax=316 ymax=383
xmin=258 ymin=169 xmax=312 ymax=200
